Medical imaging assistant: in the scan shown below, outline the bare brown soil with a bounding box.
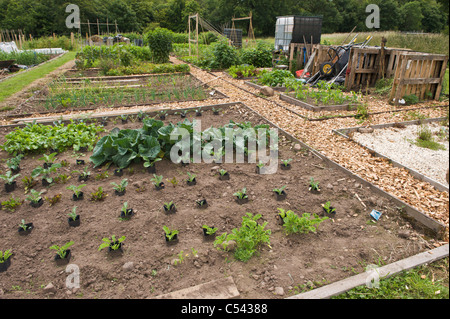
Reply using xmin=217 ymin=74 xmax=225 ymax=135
xmin=0 ymin=104 xmax=431 ymax=299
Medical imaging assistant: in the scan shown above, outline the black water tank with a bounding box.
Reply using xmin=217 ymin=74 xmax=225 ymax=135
xmin=292 ymin=16 xmax=322 ymax=44
xmin=223 ymin=28 xmax=242 ymax=48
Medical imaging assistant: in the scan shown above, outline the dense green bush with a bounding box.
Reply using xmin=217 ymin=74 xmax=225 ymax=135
xmin=257 ymin=69 xmax=294 ymax=87
xmin=145 ymin=28 xmax=173 ymax=63
xmin=239 ymin=41 xmax=273 ymax=68
xmin=75 ymin=44 xmax=152 ymax=69
xmin=209 ymin=39 xmax=240 ymax=69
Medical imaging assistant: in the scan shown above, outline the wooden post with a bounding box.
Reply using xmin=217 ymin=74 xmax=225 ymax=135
xmin=115 ymin=20 xmax=118 ymax=34
xmin=107 ymin=18 xmax=110 ymax=35
xmin=71 ymin=32 xmax=74 ymax=46
xmin=379 ymin=37 xmax=387 ymax=79
xmin=87 ymin=19 xmax=91 ymax=43
xmin=97 ymin=19 xmax=100 ymax=36
xmin=188 ymin=15 xmax=191 ymax=56
xmin=196 ymin=13 xmax=199 ymax=59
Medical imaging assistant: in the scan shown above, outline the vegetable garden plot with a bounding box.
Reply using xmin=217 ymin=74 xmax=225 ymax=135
xmin=13 ymin=73 xmax=226 ymax=114
xmin=0 ymin=103 xmax=440 ymax=299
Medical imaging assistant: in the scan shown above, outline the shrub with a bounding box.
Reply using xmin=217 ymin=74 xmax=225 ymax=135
xmin=213 ymin=213 xmax=271 ymax=262
xmin=257 ymin=69 xmax=294 ymax=87
xmin=209 ymin=39 xmax=240 ymax=70
xmin=240 ymin=41 xmax=273 ymax=68
xmin=145 ymin=28 xmax=173 ymax=64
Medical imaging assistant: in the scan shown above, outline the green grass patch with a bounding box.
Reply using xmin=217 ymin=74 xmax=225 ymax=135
xmin=333 ymin=258 xmax=449 ymax=299
xmin=321 ymin=31 xmax=449 ymax=56
xmin=409 ymin=126 xmax=447 ymax=151
xmin=0 ymin=51 xmax=76 ymax=104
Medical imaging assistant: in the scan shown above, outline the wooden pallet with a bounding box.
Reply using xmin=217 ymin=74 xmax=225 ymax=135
xmin=389 ymin=53 xmax=448 ymax=104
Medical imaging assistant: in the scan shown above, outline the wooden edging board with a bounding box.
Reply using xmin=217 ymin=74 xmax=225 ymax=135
xmin=1 ymin=101 xmax=446 ymax=238
xmin=287 ymin=244 xmax=449 ymax=299
xmin=279 ymin=92 xmax=355 ymax=112
xmin=332 ymin=117 xmax=449 ymax=193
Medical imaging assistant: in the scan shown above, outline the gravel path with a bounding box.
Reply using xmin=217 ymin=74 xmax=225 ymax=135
xmin=353 ymin=123 xmax=449 ymax=185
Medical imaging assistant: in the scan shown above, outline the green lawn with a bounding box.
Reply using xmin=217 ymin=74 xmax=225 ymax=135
xmin=333 ymin=258 xmax=449 ymax=299
xmin=0 ymin=51 xmax=76 ymax=104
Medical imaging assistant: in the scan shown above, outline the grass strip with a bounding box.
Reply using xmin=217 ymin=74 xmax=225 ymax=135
xmin=0 ymin=51 xmax=77 ymax=103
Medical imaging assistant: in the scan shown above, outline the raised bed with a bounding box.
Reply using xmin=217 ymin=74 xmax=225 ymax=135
xmin=0 ymin=102 xmax=445 ymax=299
xmin=279 ymin=92 xmax=357 ymax=112
xmin=333 ymin=117 xmax=449 ymax=193
xmin=6 ymin=72 xmax=227 ymax=116
xmin=244 ymin=80 xmax=287 ymax=92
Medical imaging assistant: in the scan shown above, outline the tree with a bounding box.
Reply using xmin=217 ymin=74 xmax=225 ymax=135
xmin=399 ymin=1 xmax=423 ymax=31
xmin=420 ymin=0 xmax=446 ymax=32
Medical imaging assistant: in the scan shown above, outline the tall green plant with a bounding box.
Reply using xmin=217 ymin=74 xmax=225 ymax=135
xmin=146 ymin=28 xmax=173 ymax=64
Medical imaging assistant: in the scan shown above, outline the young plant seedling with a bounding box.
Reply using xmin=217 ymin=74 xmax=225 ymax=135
xmin=111 ymin=179 xmax=128 ymax=195
xmin=68 ymin=206 xmax=78 ymax=221
xmin=273 ymin=185 xmax=287 ymax=195
xmin=18 ymin=219 xmax=33 ymax=234
xmin=202 ymin=225 xmax=218 ymax=237
xmin=163 ymin=226 xmax=179 ymax=243
xmin=143 ymin=157 xmax=162 ymax=173
xmin=26 ymin=189 xmax=44 ymax=207
xmin=151 ymin=174 xmax=164 ymax=189
xmin=196 ymin=199 xmax=208 ymax=208
xmin=212 ymin=107 xmax=221 ymax=115
xmin=32 ymin=163 xmax=61 ymax=185
xmin=164 ymin=201 xmax=176 ymax=213
xmin=120 ymin=114 xmax=129 ymax=123
xmin=281 ymin=159 xmax=293 ymax=170
xmin=234 ymin=188 xmax=248 ymax=200
xmin=218 ymin=168 xmax=230 ymax=180
xmin=0 ymin=249 xmax=12 ymax=268
xmin=49 ymin=241 xmax=74 ymax=262
xmin=195 ymin=108 xmax=203 ymax=116
xmin=72 ymin=166 xmax=90 ymax=182
xmin=158 ymin=110 xmax=168 ymax=120
xmin=309 ymin=178 xmax=320 ymax=192
xmin=175 ymin=110 xmax=190 ymax=118
xmin=45 ymin=193 xmax=62 ymax=206
xmin=67 ymin=184 xmax=86 ymax=200
xmin=6 ymin=154 xmax=23 ymax=173
xmin=39 ymin=152 xmax=57 ymax=168
xmin=120 ymin=202 xmax=133 ymax=219
xmin=234 ymin=188 xmax=249 ymax=204
xmin=98 ymin=235 xmax=126 ymax=252
xmin=322 ymin=201 xmax=336 ymax=215
xmin=0 ymin=171 xmax=21 ymax=192
xmin=90 ymin=186 xmax=107 ymax=201
xmin=186 ymin=172 xmax=197 ymax=185
xmin=1 ymin=196 xmax=23 ymax=212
